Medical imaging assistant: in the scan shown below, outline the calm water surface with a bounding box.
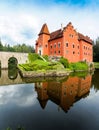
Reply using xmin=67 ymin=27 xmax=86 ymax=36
xmin=0 ymin=69 xmax=99 ymax=130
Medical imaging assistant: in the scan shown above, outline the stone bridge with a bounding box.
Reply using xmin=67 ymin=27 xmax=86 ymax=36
xmin=0 ymin=52 xmax=28 ymax=69
xmin=0 ymin=70 xmax=25 ymax=86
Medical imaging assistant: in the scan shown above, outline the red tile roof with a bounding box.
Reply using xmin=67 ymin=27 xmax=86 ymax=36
xmin=39 ymin=23 xmax=50 ymax=35
xmin=78 ymin=33 xmax=92 ymax=44
xmin=39 ymin=23 xmax=92 ymax=45
xmin=49 ymin=29 xmax=63 ymax=41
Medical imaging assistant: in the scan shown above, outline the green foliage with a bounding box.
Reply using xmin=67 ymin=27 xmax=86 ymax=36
xmin=0 ymin=39 xmax=3 ymax=51
xmin=70 ymin=71 xmax=88 ymax=78
xmin=19 ymin=60 xmax=50 ymax=71
xmin=94 ymin=62 xmax=99 ymax=69
xmin=6 ymin=127 xmax=12 ymax=130
xmin=69 ymin=62 xmax=88 ymax=71
xmin=93 ymin=37 xmax=99 ymax=62
xmin=18 ymin=59 xmax=65 ymax=71
xmin=28 ymin=53 xmax=42 ymax=63
xmin=0 ymin=39 xmax=35 ymax=53
xmin=42 ymin=55 xmax=49 ymax=61
xmin=19 ymin=55 xmax=90 ymax=72
xmin=13 ymin=43 xmax=34 ymax=53
xmin=6 ymin=126 xmax=25 ymax=130
xmin=59 ymin=57 xmax=69 ymax=68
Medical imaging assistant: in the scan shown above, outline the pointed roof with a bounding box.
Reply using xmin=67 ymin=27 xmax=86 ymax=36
xmin=39 ymin=23 xmax=50 ymax=35
xmin=37 ymin=98 xmax=48 ymax=109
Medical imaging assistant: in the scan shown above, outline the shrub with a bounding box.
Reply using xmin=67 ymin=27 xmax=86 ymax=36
xmin=69 ymin=62 xmax=88 ymax=71
xmin=28 ymin=53 xmax=42 ymax=63
xmin=59 ymin=57 xmax=69 ymax=68
xmin=42 ymin=55 xmax=49 ymax=61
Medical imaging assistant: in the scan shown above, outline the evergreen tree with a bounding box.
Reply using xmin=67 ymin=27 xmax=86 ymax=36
xmin=93 ymin=37 xmax=99 ymax=62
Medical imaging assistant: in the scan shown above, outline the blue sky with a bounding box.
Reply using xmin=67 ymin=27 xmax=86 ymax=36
xmin=0 ymin=0 xmax=99 ymax=46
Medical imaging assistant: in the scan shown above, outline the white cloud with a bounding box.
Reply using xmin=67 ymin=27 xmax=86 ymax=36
xmin=0 ymin=83 xmax=37 ymax=107
xmin=0 ymin=2 xmax=99 ymax=46
xmin=0 ymin=11 xmax=39 ymax=45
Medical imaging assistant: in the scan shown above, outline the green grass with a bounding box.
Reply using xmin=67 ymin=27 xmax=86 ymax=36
xmin=19 ymin=60 xmax=89 ymax=72
xmin=18 ymin=59 xmax=65 ymax=71
xmin=94 ymin=62 xmax=99 ymax=69
xmin=18 ymin=53 xmax=89 ymax=72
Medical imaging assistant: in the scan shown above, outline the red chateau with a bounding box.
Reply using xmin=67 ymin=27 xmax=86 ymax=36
xmin=35 ymin=22 xmax=93 ymax=62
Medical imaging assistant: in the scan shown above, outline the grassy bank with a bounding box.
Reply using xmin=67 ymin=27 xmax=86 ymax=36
xmin=94 ymin=62 xmax=99 ymax=69
xmin=18 ymin=53 xmax=90 ymax=77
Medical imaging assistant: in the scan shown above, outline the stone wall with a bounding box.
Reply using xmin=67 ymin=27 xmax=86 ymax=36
xmin=0 ymin=52 xmax=28 ymax=69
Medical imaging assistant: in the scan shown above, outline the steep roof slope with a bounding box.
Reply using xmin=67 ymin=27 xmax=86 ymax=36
xmin=39 ymin=23 xmax=50 ymax=35
xmin=49 ymin=29 xmax=63 ymax=41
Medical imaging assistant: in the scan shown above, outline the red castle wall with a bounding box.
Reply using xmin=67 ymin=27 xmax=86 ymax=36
xmin=35 ymin=22 xmax=93 ymax=62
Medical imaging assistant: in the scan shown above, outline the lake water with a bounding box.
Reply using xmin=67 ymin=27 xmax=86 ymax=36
xmin=0 ymin=69 xmax=99 ymax=130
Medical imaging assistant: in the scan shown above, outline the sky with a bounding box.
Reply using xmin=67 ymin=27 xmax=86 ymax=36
xmin=0 ymin=0 xmax=99 ymax=46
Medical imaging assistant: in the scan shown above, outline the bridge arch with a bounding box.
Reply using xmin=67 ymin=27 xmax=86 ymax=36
xmin=0 ymin=52 xmax=28 ymax=69
xmin=8 ymin=57 xmax=18 ymax=68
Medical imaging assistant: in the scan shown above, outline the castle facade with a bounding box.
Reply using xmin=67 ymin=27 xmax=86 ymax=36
xmin=35 ymin=22 xmax=93 ymax=62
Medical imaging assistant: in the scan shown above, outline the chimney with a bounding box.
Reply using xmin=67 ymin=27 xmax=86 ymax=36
xmin=61 ymin=23 xmax=63 ymax=31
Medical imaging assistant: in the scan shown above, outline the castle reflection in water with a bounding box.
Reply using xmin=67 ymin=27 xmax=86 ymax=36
xmin=35 ymin=75 xmax=92 ymax=112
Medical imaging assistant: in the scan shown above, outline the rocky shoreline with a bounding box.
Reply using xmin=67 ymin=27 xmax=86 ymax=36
xmin=19 ymin=69 xmax=72 ymax=78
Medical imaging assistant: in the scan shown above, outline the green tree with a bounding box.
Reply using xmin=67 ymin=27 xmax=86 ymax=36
xmin=0 ymin=39 xmax=3 ymax=51
xmin=0 ymin=38 xmax=35 ymax=53
xmin=93 ymin=37 xmax=99 ymax=62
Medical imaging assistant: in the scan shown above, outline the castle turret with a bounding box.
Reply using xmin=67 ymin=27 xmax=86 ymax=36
xmin=35 ymin=23 xmax=50 ymax=55
xmin=39 ymin=23 xmax=50 ymax=35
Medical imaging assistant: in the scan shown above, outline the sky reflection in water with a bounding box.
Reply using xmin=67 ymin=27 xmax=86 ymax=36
xmin=0 ymin=71 xmax=99 ymax=130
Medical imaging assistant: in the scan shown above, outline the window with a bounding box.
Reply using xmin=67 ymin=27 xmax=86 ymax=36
xmin=73 ymin=44 xmax=75 ymax=48
xmin=70 ymin=91 xmax=72 ymax=95
xmin=66 ymin=50 xmax=69 ymax=54
xmin=69 ymin=34 xmax=71 ymax=37
xmin=73 ymin=51 xmax=75 ymax=54
xmin=50 ymin=45 xmax=52 ymax=48
xmin=54 ymin=43 xmax=56 ymax=48
xmin=54 ymin=51 xmax=56 ymax=54
xmin=58 ymin=43 xmax=60 ymax=48
xmin=58 ymin=50 xmax=60 ymax=54
xmin=78 ymin=45 xmax=79 ymax=49
xmin=45 ymin=44 xmax=47 ymax=48
xmin=64 ymin=92 xmax=66 ymax=96
xmin=69 ymin=34 xmax=73 ymax=37
xmin=66 ymin=43 xmax=68 ymax=47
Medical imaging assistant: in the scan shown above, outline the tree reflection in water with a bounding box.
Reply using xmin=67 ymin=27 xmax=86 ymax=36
xmin=6 ymin=126 xmax=25 ymax=130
